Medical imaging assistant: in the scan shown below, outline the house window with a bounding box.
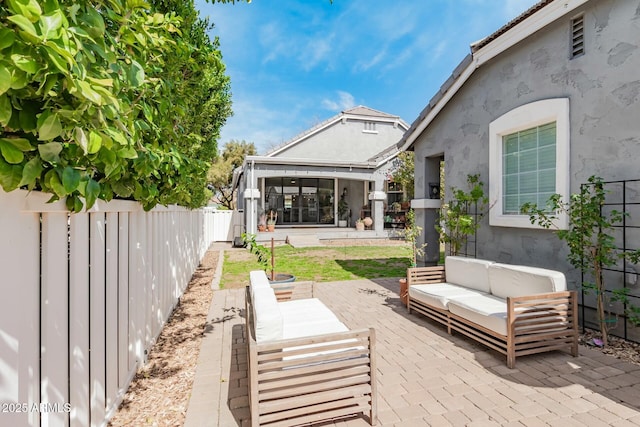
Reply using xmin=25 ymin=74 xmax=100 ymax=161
xmin=570 ymin=15 xmax=584 ymax=59
xmin=363 ymin=122 xmax=377 ymax=133
xmin=502 ymin=122 xmax=556 ymax=214
xmin=489 ymin=98 xmax=570 ymax=229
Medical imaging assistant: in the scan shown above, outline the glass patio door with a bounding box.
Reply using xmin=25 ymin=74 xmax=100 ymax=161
xmin=264 ymin=178 xmax=335 ymax=225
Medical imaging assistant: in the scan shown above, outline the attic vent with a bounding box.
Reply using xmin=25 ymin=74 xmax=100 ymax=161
xmin=571 ymin=15 xmax=584 ymax=59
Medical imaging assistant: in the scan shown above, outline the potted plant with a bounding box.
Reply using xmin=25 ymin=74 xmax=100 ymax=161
xmin=267 ymin=210 xmax=277 ymax=232
xmin=338 ymin=198 xmax=349 ymax=227
xmin=355 ymin=218 xmax=365 ymax=231
xmin=363 ymin=216 xmax=373 ymax=229
xmin=257 ymin=212 xmax=267 ymax=232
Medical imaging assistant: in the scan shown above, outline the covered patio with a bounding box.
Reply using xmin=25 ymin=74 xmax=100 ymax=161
xmin=185 ymin=278 xmax=640 ymax=426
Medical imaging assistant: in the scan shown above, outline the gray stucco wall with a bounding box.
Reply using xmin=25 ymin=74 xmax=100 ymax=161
xmin=276 ymin=119 xmax=406 ymax=162
xmin=413 ymin=0 xmax=640 ymax=288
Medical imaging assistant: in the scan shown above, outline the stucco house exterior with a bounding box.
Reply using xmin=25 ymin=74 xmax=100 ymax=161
xmin=399 ymin=0 xmax=640 ymax=278
xmin=234 ymin=106 xmax=410 ymax=238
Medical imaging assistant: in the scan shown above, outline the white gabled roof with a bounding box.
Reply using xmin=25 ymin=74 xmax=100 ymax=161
xmin=265 ymin=105 xmax=409 ymax=157
xmin=397 ymin=0 xmax=588 ymax=152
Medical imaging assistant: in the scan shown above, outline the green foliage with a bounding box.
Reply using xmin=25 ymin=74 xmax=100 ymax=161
xmin=390 ymin=151 xmax=414 ymax=200
xmin=0 ymin=0 xmax=231 ymax=211
xmin=436 ymin=174 xmax=488 ymax=256
xmin=241 ymin=232 xmax=271 ymax=273
xmin=522 ymin=175 xmax=640 ymax=345
xmin=207 ymin=140 xmax=256 ymax=209
xmin=402 ymin=209 xmax=426 ymax=267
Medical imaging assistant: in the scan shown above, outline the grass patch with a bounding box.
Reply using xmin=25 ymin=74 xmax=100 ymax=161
xmin=220 ymin=244 xmax=410 ymax=289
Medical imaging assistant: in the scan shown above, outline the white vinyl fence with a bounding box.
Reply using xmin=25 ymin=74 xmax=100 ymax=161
xmin=0 ymin=189 xmax=232 ymax=427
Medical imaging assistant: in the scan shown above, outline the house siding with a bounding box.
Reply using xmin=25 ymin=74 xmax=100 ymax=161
xmin=413 ymin=0 xmax=640 ymax=286
xmin=275 ymin=119 xmax=406 ymax=162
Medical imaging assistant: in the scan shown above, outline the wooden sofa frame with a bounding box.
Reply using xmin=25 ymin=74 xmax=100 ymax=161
xmin=245 ymin=286 xmax=377 ymax=426
xmin=407 ymin=266 xmax=579 ymax=368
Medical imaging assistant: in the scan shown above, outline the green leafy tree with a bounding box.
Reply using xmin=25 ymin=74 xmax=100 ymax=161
xmin=0 ymin=0 xmax=232 ymax=211
xmin=436 ymin=174 xmax=488 ymax=256
xmin=391 ymin=151 xmax=414 ymax=200
xmin=207 ymin=140 xmax=256 ymax=209
xmin=522 ymin=175 xmax=640 ymax=346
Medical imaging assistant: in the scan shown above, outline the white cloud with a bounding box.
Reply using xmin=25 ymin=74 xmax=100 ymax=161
xmin=321 ymin=91 xmax=356 ymax=112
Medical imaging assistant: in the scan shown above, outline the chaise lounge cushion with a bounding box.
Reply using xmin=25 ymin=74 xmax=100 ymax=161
xmin=489 ymin=263 xmax=567 ymax=299
xmin=445 ymin=256 xmax=494 ymax=293
xmin=409 ymin=283 xmax=489 ymax=310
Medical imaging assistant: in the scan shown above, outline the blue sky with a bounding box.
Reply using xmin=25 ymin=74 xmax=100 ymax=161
xmin=196 ymin=0 xmax=534 ymax=154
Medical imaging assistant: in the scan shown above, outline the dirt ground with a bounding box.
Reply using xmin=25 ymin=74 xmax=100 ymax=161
xmin=107 ymin=249 xmax=218 ymax=427
xmin=107 ymin=246 xmax=639 ymax=427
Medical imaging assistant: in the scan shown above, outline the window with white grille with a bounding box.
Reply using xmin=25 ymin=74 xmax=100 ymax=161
xmin=363 ymin=122 xmax=377 ymax=133
xmin=489 ymin=99 xmax=570 ymax=229
xmin=571 ymin=15 xmax=584 ymax=59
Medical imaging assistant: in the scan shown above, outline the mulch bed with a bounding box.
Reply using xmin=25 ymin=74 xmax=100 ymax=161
xmin=108 ymin=249 xmax=218 ymax=427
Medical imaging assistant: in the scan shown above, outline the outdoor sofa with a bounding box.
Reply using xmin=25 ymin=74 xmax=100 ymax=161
xmin=407 ymin=256 xmax=579 ymax=368
xmin=245 ymin=270 xmax=377 ymax=426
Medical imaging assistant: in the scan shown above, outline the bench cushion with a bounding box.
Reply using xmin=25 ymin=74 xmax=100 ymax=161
xmin=447 ymin=294 xmax=509 ymax=336
xmin=253 ymin=287 xmax=283 ymax=342
xmin=409 ymin=283 xmax=488 ymax=310
xmin=279 ymin=298 xmax=349 ymax=339
xmin=445 ymin=256 xmax=494 ymax=293
xmin=489 ymin=263 xmax=567 ymax=299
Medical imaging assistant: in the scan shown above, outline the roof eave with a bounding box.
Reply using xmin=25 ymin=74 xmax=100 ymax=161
xmin=245 ymin=155 xmax=379 ymax=169
xmin=398 ymin=0 xmax=589 ymax=152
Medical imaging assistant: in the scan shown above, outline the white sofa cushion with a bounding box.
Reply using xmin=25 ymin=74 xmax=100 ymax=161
xmin=250 ymin=270 xmax=271 ymax=291
xmin=279 ymin=298 xmax=342 ymax=325
xmin=279 ymin=298 xmax=349 ymax=339
xmin=252 ymin=287 xmax=283 ymax=342
xmin=445 ymin=256 xmax=494 ymax=293
xmin=409 ymin=283 xmax=489 ymax=310
xmin=447 ymin=294 xmax=509 ymax=336
xmin=489 ymin=263 xmax=567 ymax=299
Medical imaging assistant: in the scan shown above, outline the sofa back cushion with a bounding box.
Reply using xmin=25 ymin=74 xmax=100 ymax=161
xmin=252 ymin=286 xmax=283 ymax=342
xmin=489 ymin=263 xmax=567 ymax=299
xmin=445 ymin=256 xmax=493 ymax=293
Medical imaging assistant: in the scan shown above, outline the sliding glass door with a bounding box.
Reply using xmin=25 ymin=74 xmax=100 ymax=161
xmin=264 ymin=178 xmax=335 ymax=225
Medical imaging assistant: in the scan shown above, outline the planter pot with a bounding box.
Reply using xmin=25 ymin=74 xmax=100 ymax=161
xmin=355 ymin=222 xmax=365 ymax=231
xmin=399 ymin=278 xmax=408 ymax=306
xmin=269 ymin=273 xmax=296 ymax=284
xmin=267 ymin=224 xmax=275 ymax=232
xmin=257 ymin=225 xmax=266 ymax=232
xmin=338 ymin=220 xmax=347 ymax=227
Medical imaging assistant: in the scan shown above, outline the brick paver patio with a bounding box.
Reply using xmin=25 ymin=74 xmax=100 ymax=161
xmin=185 ymin=278 xmax=640 ymax=426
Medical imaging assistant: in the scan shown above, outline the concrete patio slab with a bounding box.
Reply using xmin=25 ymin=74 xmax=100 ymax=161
xmin=185 ymin=278 xmax=640 ymax=426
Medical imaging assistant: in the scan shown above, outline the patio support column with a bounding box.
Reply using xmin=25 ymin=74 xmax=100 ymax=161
xmin=243 ymin=188 xmax=261 ymax=234
xmin=368 ymin=179 xmax=386 ymax=234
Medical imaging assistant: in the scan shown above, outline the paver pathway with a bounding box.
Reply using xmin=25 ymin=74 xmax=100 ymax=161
xmin=185 ymin=278 xmax=640 ymax=426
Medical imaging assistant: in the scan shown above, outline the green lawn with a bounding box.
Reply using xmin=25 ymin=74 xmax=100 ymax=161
xmin=220 ymin=244 xmax=411 ymax=289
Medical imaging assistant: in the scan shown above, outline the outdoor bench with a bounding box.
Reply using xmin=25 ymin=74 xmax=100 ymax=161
xmin=245 ymin=270 xmax=377 ymax=426
xmin=407 ymin=256 xmax=579 ymax=368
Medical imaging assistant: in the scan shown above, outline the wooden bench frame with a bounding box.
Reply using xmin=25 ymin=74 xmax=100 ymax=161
xmin=245 ymin=286 xmax=378 ymax=426
xmin=407 ymin=266 xmax=579 ymax=368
